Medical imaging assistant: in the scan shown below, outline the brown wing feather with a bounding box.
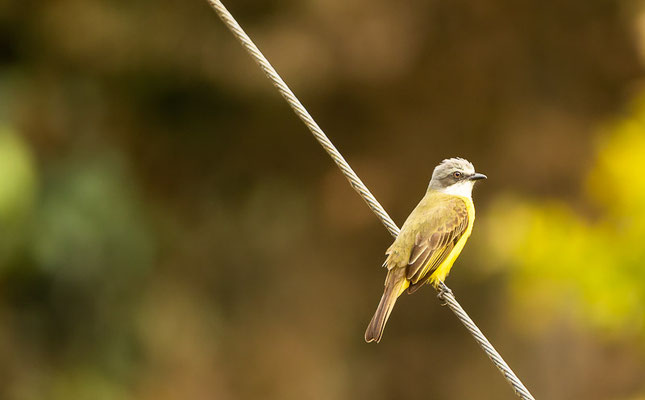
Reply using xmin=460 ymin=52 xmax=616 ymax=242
xmin=405 ymin=197 xmax=469 ymax=286
xmin=407 ymin=245 xmax=453 ymax=293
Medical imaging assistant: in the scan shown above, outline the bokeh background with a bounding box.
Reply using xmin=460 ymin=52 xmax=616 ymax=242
xmin=1 ymin=0 xmax=645 ymax=399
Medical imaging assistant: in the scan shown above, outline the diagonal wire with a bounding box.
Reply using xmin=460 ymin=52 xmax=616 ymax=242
xmin=206 ymin=1 xmax=535 ymax=399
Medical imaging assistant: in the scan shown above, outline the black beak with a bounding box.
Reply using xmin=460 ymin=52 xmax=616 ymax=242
xmin=470 ymin=173 xmax=487 ymax=181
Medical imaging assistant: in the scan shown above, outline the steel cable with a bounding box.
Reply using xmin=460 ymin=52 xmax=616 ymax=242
xmin=206 ymin=1 xmax=535 ymax=398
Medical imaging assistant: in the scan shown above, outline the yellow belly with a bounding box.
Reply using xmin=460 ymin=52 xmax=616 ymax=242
xmin=428 ymin=196 xmax=475 ymax=287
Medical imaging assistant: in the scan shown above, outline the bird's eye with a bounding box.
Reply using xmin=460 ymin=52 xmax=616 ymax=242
xmin=453 ymin=171 xmax=462 ymax=179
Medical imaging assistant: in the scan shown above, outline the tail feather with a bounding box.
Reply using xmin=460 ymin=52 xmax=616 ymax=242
xmin=365 ymin=269 xmax=407 ymax=343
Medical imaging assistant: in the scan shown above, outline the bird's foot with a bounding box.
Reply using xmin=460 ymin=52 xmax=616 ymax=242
xmin=436 ymin=281 xmax=453 ymax=306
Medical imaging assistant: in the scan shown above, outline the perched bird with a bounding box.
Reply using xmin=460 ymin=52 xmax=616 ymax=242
xmin=365 ymin=158 xmax=486 ymax=343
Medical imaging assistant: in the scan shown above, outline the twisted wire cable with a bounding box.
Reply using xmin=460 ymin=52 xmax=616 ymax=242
xmin=206 ymin=1 xmax=535 ymax=398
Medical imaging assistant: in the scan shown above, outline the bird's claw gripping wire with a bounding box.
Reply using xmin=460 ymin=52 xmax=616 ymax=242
xmin=437 ymin=281 xmax=453 ymax=306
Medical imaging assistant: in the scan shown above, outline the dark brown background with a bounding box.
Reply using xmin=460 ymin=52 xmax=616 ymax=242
xmin=0 ymin=0 xmax=644 ymax=399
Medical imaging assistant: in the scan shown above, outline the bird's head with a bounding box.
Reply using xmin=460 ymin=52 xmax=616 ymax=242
xmin=428 ymin=157 xmax=486 ymax=197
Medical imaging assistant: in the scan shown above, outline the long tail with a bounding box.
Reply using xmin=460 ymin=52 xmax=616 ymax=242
xmin=365 ymin=268 xmax=408 ymax=343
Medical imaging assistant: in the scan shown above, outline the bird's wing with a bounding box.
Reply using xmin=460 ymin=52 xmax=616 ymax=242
xmin=405 ymin=197 xmax=470 ymax=286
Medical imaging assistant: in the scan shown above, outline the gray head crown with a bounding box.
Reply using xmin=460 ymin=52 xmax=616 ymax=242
xmin=428 ymin=157 xmax=482 ymax=190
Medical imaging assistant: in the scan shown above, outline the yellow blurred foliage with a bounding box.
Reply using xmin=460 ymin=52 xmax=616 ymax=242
xmin=0 ymin=128 xmax=37 ymax=267
xmin=485 ymin=97 xmax=645 ymax=338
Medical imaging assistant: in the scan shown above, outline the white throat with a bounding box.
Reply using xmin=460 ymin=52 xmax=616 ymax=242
xmin=438 ymin=180 xmax=475 ymax=198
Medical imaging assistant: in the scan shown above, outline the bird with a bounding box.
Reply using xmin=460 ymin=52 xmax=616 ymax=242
xmin=365 ymin=158 xmax=486 ymax=343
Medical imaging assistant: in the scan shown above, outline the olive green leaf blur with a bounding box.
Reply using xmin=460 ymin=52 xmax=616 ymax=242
xmin=485 ymin=98 xmax=645 ymax=337
xmin=1 ymin=0 xmax=645 ymax=399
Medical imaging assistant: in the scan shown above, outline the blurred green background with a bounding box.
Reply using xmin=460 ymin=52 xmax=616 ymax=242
xmin=1 ymin=0 xmax=645 ymax=399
